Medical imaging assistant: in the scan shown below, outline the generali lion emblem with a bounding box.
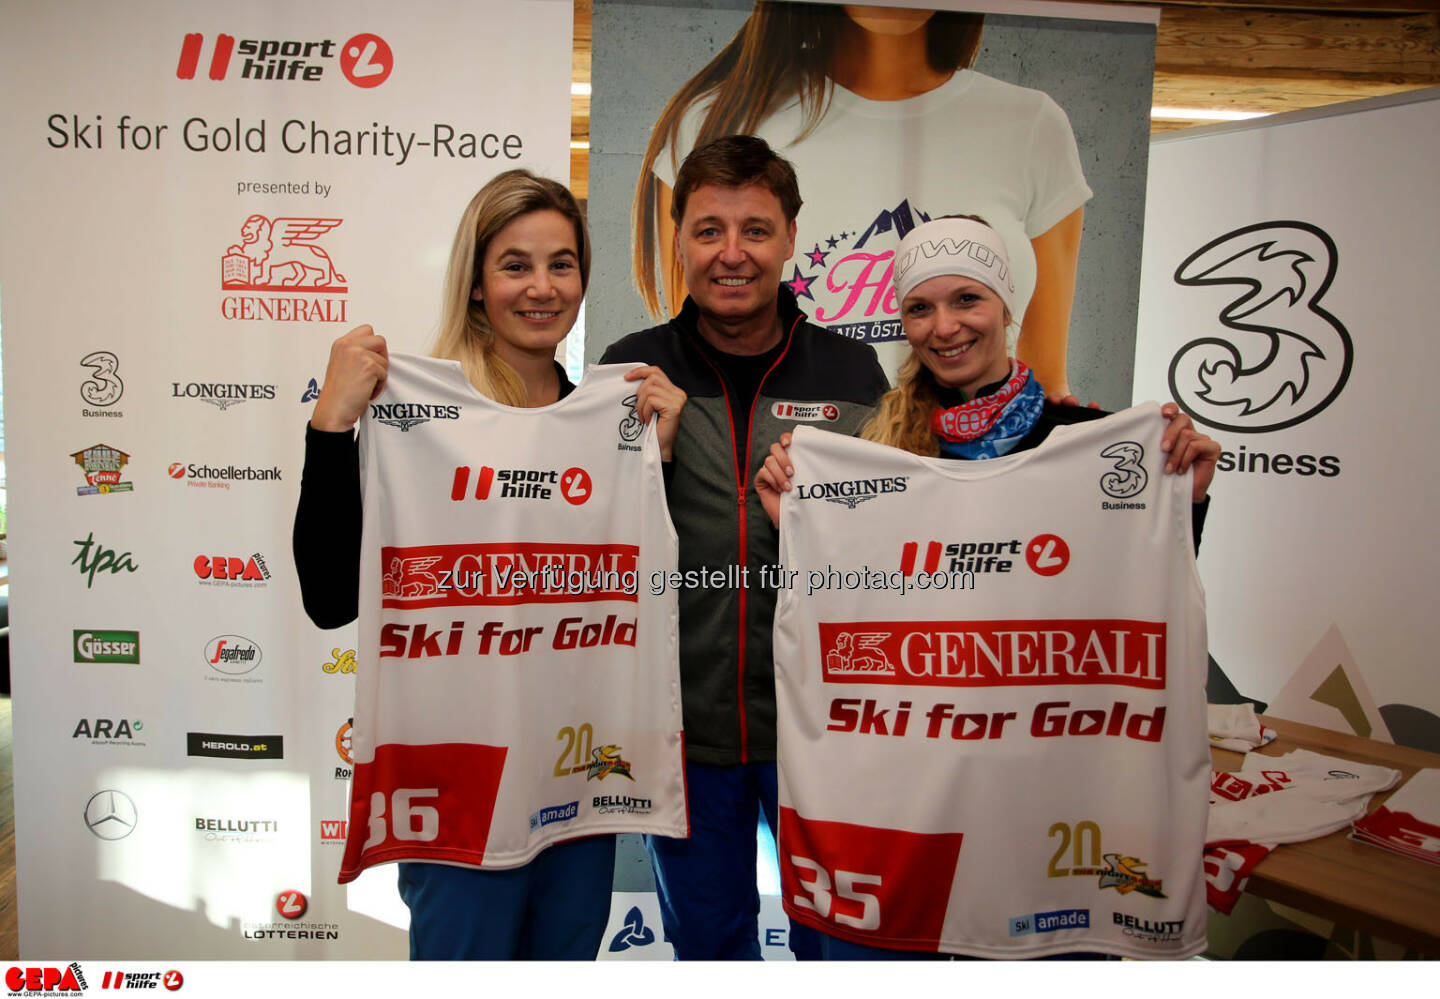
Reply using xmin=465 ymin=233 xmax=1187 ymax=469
xmin=222 ymin=215 xmax=348 ymax=291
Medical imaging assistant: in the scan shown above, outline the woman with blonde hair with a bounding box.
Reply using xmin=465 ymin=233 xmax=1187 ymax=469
xmin=634 ymin=2 xmax=1089 ymax=393
xmin=294 ymin=169 xmax=684 ymax=959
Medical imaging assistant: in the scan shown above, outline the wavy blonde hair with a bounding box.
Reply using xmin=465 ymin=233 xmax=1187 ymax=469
xmin=631 ymin=2 xmax=983 ymax=318
xmin=433 ymin=170 xmax=591 ymax=406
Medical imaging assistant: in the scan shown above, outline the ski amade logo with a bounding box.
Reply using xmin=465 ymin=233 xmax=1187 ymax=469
xmin=782 ymin=198 xmax=937 ymax=344
xmin=1168 ymin=221 xmax=1353 ymax=434
xmin=176 ymin=31 xmax=393 ymax=88
xmin=220 ymin=216 xmax=349 ymax=323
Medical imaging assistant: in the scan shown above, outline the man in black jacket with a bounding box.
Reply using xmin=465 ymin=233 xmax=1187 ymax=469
xmin=601 ymin=136 xmax=888 ymax=959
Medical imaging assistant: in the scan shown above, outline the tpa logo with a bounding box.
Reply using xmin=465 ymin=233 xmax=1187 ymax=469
xmin=275 ymin=890 xmax=308 ymax=920
xmin=1168 ymin=221 xmax=1353 ymax=433
xmin=71 ymin=443 xmax=134 ymax=496
xmin=72 ymin=532 xmax=139 ymax=588
xmin=176 ymin=32 xmax=392 ymax=87
xmin=205 ymin=635 xmax=262 ymax=676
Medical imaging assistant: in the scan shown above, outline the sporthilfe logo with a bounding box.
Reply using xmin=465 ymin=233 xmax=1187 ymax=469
xmin=176 ymin=32 xmax=393 ymax=87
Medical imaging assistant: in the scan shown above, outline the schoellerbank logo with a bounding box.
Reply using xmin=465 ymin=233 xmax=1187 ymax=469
xmin=176 ymin=32 xmax=393 ymax=88
xmin=169 ymin=461 xmax=282 ymax=489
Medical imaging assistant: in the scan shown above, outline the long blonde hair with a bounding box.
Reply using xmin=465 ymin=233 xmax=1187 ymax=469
xmin=631 ymin=1 xmax=983 ymax=318
xmin=433 ymin=170 xmax=591 ymax=406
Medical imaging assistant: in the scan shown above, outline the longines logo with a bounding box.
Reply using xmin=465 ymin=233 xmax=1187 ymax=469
xmin=186 ymin=732 xmax=283 ymax=760
xmin=85 ymin=790 xmax=137 ymax=840
xmin=370 ymin=400 xmax=462 ymax=431
xmin=794 ymin=474 xmax=907 ymax=509
xmin=71 ymin=443 xmax=133 ymax=496
xmin=171 ymin=381 xmax=277 ymax=410
xmin=176 ymin=31 xmax=393 ymax=88
xmin=205 ymin=635 xmax=262 ymax=678
xmin=1168 ymin=221 xmax=1353 ymax=434
xmin=220 ymin=215 xmax=349 ymax=323
xmin=80 ymin=350 xmax=124 ymax=416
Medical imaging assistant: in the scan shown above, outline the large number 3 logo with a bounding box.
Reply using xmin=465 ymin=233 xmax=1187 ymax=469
xmin=1099 ymin=441 xmax=1147 ymax=499
xmin=790 ymin=855 xmax=883 ymax=930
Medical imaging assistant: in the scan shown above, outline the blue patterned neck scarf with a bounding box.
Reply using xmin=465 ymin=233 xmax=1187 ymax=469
xmin=933 ymin=361 xmax=1045 ymax=460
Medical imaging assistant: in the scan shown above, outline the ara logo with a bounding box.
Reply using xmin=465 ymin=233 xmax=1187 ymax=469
xmin=608 ymin=906 xmax=657 ymax=952
xmin=73 ymin=718 xmax=146 ymax=746
xmin=80 ymin=350 xmax=124 ymax=414
xmin=71 ymin=443 xmax=134 ymax=496
xmin=205 ymin=635 xmax=262 ymax=676
xmin=221 ymin=215 xmax=349 ymax=324
xmin=176 ymin=32 xmax=392 ymax=88
xmin=1168 ymin=221 xmax=1353 ymax=433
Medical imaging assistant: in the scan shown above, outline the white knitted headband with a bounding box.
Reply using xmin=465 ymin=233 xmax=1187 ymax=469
xmin=893 ymin=218 xmax=1017 ymax=317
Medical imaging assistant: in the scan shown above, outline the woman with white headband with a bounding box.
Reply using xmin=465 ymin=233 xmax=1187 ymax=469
xmin=753 ymin=215 xmax=1219 ymax=960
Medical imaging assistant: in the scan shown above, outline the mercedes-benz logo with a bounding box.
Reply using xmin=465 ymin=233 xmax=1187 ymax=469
xmin=85 ymin=789 xmax=137 ymax=840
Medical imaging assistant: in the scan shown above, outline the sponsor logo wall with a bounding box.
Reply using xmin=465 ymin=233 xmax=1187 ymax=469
xmin=0 ymin=0 xmax=572 ymax=958
xmin=1134 ymin=92 xmax=1440 ymax=752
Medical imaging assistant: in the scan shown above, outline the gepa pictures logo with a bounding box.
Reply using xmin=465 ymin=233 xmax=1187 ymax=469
xmin=176 ymin=31 xmax=393 ymax=88
xmin=5 ymin=964 xmax=86 ymax=993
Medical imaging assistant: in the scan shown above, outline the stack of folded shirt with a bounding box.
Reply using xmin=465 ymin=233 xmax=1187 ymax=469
xmin=1204 ymin=749 xmax=1400 ymax=914
xmin=1207 ymin=703 xmax=1277 ymax=753
xmin=1350 ymin=768 xmax=1440 ymax=866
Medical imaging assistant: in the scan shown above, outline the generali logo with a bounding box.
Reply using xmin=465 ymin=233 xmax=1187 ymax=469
xmin=176 ymin=32 xmax=393 ymax=88
xmin=220 ymin=215 xmax=349 ymax=323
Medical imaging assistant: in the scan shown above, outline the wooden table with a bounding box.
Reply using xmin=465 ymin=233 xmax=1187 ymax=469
xmin=1210 ymin=715 xmax=1440 ymax=956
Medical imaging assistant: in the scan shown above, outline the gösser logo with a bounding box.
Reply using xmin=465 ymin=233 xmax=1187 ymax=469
xmin=177 ymin=32 xmax=393 ymax=87
xmin=74 ymin=629 xmax=141 ymax=665
xmin=1024 ymin=534 xmax=1069 ymax=576
xmin=85 ymin=789 xmax=137 ymax=840
xmin=276 ymin=890 xmax=308 ymax=919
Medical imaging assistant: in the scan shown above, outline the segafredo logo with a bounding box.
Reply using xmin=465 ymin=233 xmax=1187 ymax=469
xmin=205 ymin=635 xmax=262 ymax=676
xmin=176 ymin=32 xmax=393 ymax=88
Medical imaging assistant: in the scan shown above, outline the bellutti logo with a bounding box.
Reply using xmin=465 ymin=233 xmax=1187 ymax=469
xmin=72 ymin=532 xmax=138 ymax=588
xmin=205 ymin=634 xmax=262 ymax=676
xmin=783 ymin=198 xmax=932 ymax=344
xmin=170 ymin=461 xmax=282 ymax=490
xmin=771 ymin=401 xmax=840 ymax=422
xmin=71 ymin=443 xmax=133 ymax=496
xmin=5 ymin=963 xmax=86 ymax=992
xmin=370 ymin=400 xmax=462 ymax=431
xmin=73 ymin=718 xmax=146 ymax=747
xmin=1113 ymin=912 xmax=1185 ymax=943
xmin=176 ymin=32 xmax=393 ymax=88
xmin=447 ymin=464 xmax=592 ymax=505
xmin=74 ymin=629 xmax=140 ymax=665
xmin=1168 ymin=221 xmax=1353 ymax=434
xmin=195 ymin=817 xmax=278 ymax=842
xmin=194 ymin=553 xmax=271 ymax=586
xmin=1098 ymin=442 xmax=1148 ymax=502
xmin=171 ymin=380 xmax=276 ymax=410
xmin=85 ymin=789 xmax=137 ymax=840
xmin=80 ymin=350 xmax=124 ymax=414
xmin=794 ymin=474 xmax=907 ymax=509
xmin=220 ymin=216 xmax=349 ymax=324
xmin=321 ymin=648 xmax=357 ymax=675
xmin=186 ymin=732 xmax=284 ymax=760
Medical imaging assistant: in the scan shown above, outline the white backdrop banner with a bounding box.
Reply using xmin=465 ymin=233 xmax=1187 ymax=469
xmin=0 ymin=0 xmax=573 ymax=958
xmin=1133 ymin=90 xmax=1440 ymax=752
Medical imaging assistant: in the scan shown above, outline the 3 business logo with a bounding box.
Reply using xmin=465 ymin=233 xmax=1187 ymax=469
xmin=80 ymin=350 xmax=124 ymax=414
xmin=1098 ymin=442 xmax=1148 ymax=502
xmin=71 ymin=444 xmax=133 ymax=496
xmin=176 ymin=32 xmax=393 ymax=88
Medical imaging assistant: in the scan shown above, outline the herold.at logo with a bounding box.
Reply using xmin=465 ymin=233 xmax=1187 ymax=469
xmin=5 ymin=964 xmax=87 ymax=993
xmin=220 ymin=215 xmax=348 ymax=324
xmin=71 ymin=443 xmax=133 ymax=496
xmin=186 ymin=732 xmax=283 ymax=760
xmin=205 ymin=635 xmax=262 ymax=677
xmin=194 ymin=553 xmax=271 ymax=587
xmin=176 ymin=31 xmax=393 ymax=88
xmin=74 ymin=629 xmax=140 ymax=665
